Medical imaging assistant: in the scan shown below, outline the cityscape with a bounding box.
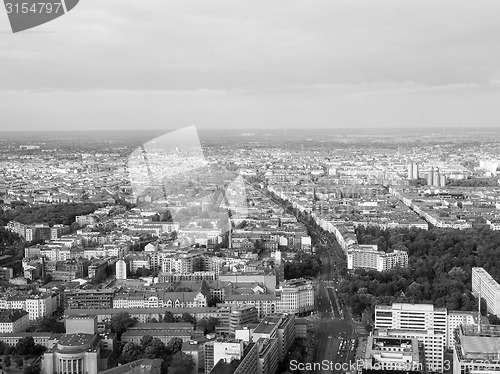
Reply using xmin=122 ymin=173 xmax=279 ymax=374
xmin=3 ymin=1 xmax=500 ymax=374
xmin=0 ymin=127 xmax=499 ymax=374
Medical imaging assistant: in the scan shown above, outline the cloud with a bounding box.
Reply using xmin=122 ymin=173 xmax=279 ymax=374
xmin=1 ymin=0 xmax=500 ymax=130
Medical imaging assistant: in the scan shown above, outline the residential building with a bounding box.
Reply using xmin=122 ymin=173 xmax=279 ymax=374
xmin=471 ymin=267 xmax=500 ymax=317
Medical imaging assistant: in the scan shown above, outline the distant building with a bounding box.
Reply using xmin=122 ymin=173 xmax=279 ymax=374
xmin=0 ymin=267 xmax=13 ymax=281
xmin=116 ymin=260 xmax=127 ymax=280
xmin=408 ymin=162 xmax=419 ymax=180
xmin=347 ymin=245 xmax=408 ymax=272
xmin=65 ymin=289 xmax=116 ymax=309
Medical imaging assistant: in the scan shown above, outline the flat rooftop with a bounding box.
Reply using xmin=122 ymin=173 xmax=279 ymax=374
xmin=58 ymin=333 xmax=95 ymax=347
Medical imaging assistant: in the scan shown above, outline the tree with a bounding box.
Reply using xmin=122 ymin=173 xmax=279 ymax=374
xmin=180 ymin=313 xmax=196 ymax=325
xmin=197 ymin=317 xmax=219 ymax=334
xmin=120 ymin=342 xmax=141 ymax=364
xmin=33 ymin=345 xmax=46 ymax=355
xmin=109 ymin=313 xmax=137 ymax=340
xmin=5 ymin=346 xmax=16 ymax=355
xmin=23 ymin=362 xmax=41 ymax=374
xmin=143 ymin=338 xmax=165 ymax=359
xmin=0 ymin=342 xmax=6 ymax=355
xmin=140 ymin=335 xmax=153 ymax=348
xmin=16 ymin=358 xmax=23 ymax=368
xmin=4 ymin=356 xmax=10 ymax=368
xmin=163 ymin=311 xmax=176 ymax=323
xmin=168 ymin=352 xmax=195 ymax=374
xmin=16 ymin=337 xmax=35 ymax=355
xmin=35 ymin=316 xmax=65 ymax=333
xmin=166 ymin=338 xmax=183 ymax=355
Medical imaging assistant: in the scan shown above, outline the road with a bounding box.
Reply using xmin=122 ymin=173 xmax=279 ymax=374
xmin=262 ymin=186 xmax=359 ymax=373
xmin=308 ymin=221 xmax=358 ymax=374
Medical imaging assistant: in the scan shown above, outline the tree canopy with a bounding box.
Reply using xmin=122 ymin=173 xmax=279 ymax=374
xmin=340 ymin=225 xmax=500 ymax=317
xmin=284 ymin=252 xmax=322 ymax=279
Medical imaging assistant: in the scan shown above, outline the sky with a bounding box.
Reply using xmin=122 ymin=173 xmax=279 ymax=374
xmin=1 ymin=0 xmax=500 ymax=132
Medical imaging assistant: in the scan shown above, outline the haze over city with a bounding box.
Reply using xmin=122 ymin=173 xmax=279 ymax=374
xmin=2 ymin=0 xmax=500 ymax=131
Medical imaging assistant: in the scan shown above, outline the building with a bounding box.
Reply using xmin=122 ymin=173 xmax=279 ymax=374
xmin=357 ymin=336 xmax=425 ymax=374
xmin=471 ymin=267 xmax=500 ymax=317
xmin=347 ymin=245 xmax=408 ymax=272
xmin=209 ymin=342 xmax=258 ymax=374
xmin=252 ymin=314 xmax=295 ymax=363
xmin=121 ymin=330 xmax=191 ymax=345
xmin=447 ymin=311 xmax=479 ymax=349
xmin=276 ymin=279 xmax=315 ymax=315
xmin=41 ymin=333 xmax=102 ymax=374
xmin=375 ymin=328 xmax=445 ymax=373
xmin=0 ymin=332 xmax=62 ymax=347
xmin=41 ymin=315 xmax=110 ymax=374
xmin=453 ymin=324 xmax=500 ymax=374
xmin=408 ymin=162 xmax=419 ymax=180
xmin=97 ymin=359 xmax=162 ymax=374
xmin=116 ymin=260 xmax=127 ymax=280
xmin=65 ymin=290 xmax=116 ymax=309
xmin=229 ymin=306 xmax=258 ymax=334
xmin=375 ymin=303 xmax=447 ymax=372
xmin=256 ymin=338 xmax=279 ymax=374
xmin=205 ymin=340 xmax=244 ymax=374
xmin=0 ymin=309 xmax=29 ymax=333
xmin=0 ymin=267 xmax=13 ymax=281
xmin=64 ymin=308 xmax=218 ymax=331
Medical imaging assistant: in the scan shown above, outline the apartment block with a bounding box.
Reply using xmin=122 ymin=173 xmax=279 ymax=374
xmin=275 ymin=278 xmax=315 ymax=314
xmin=375 ymin=303 xmax=447 ymax=372
xmin=471 ymin=267 xmax=500 ymax=317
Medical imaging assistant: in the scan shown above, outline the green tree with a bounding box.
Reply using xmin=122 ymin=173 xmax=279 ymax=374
xmin=166 ymin=338 xmax=183 ymax=355
xmin=143 ymin=338 xmax=165 ymax=359
xmin=109 ymin=313 xmax=137 ymax=340
xmin=35 ymin=316 xmax=65 ymax=333
xmin=16 ymin=358 xmax=23 ymax=368
xmin=120 ymin=342 xmax=141 ymax=364
xmin=197 ymin=317 xmax=219 ymax=334
xmin=140 ymin=335 xmax=153 ymax=348
xmin=23 ymin=362 xmax=41 ymax=374
xmin=180 ymin=313 xmax=196 ymax=325
xmin=4 ymin=356 xmax=10 ymax=368
xmin=163 ymin=311 xmax=176 ymax=323
xmin=16 ymin=337 xmax=35 ymax=355
xmin=168 ymin=352 xmax=195 ymax=374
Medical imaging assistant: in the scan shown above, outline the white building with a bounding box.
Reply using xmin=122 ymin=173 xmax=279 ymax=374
xmin=446 ymin=311 xmax=479 ymax=349
xmin=347 ymin=245 xmax=408 ymax=272
xmin=275 ymin=279 xmax=315 ymax=314
xmin=453 ymin=324 xmax=500 ymax=374
xmin=375 ymin=303 xmax=447 ymax=372
xmin=471 ymin=267 xmax=500 ymax=317
xmin=115 ymin=260 xmax=127 ymax=280
xmin=376 ymin=328 xmax=445 ymax=373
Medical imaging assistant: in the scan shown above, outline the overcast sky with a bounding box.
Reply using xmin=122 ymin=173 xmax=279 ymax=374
xmin=1 ymin=0 xmax=500 ymax=132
